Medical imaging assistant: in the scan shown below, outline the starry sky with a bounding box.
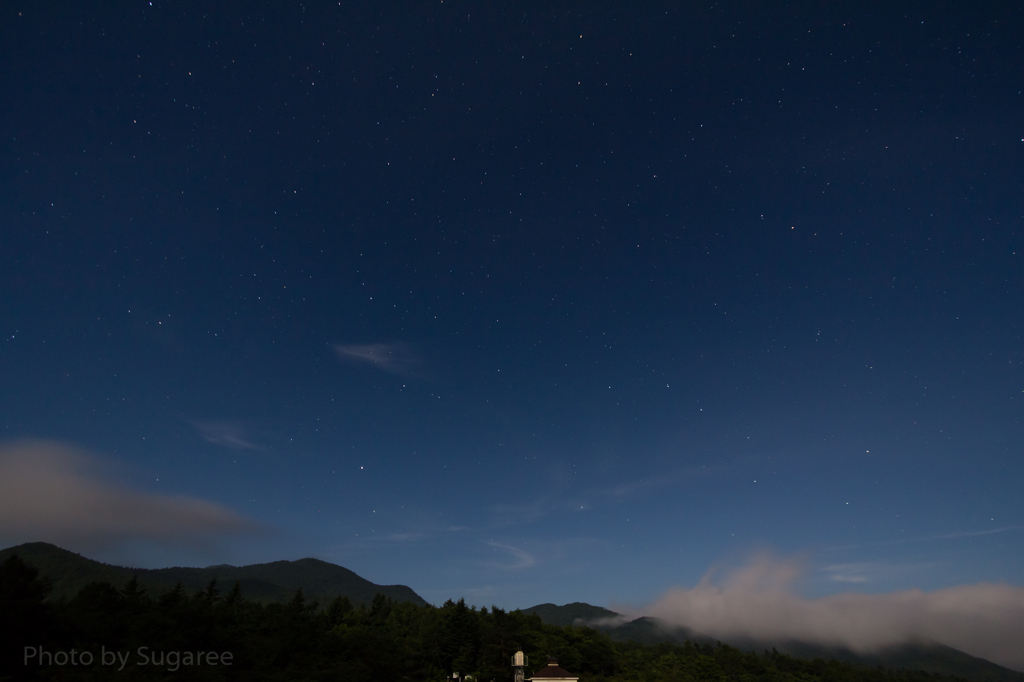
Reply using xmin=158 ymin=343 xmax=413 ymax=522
xmin=2 ymin=1 xmax=1023 ymax=616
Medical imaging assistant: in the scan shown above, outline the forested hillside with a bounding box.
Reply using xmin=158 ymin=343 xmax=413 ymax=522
xmin=0 ymin=554 xmax=995 ymax=682
xmin=0 ymin=542 xmax=426 ymax=607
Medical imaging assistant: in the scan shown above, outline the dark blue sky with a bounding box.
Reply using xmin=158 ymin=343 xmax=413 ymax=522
xmin=2 ymin=1 xmax=1022 ymax=613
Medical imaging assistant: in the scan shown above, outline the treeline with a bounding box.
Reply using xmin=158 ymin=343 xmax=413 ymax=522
xmin=1 ymin=554 xmax=971 ymax=682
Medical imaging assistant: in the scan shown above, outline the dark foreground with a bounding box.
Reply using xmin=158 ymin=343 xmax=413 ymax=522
xmin=0 ymin=554 xmax=985 ymax=682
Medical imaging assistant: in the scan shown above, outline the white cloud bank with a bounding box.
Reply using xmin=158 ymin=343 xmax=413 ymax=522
xmin=639 ymin=554 xmax=1024 ymax=672
xmin=0 ymin=440 xmax=260 ymax=552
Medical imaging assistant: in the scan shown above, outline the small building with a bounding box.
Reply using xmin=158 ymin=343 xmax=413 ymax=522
xmin=528 ymin=657 xmax=578 ymax=682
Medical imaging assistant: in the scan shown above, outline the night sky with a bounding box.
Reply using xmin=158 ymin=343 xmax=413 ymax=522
xmin=2 ymin=0 xmax=1023 ymax=639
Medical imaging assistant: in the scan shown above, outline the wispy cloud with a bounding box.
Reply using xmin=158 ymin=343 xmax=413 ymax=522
xmin=817 ymin=561 xmax=938 ymax=585
xmin=0 ymin=440 xmax=262 ymax=552
xmin=324 ymin=524 xmax=467 ymax=554
xmin=488 ymin=498 xmax=551 ymax=527
xmin=334 ymin=343 xmax=416 ymax=375
xmin=821 ymin=562 xmax=876 ymax=583
xmin=483 ymin=542 xmax=536 ymax=570
xmin=823 ymin=524 xmax=1024 ymax=552
xmin=487 ymin=463 xmax=722 ymax=528
xmin=191 ymin=420 xmax=260 ymax=450
xmin=639 ymin=553 xmax=1024 ymax=672
xmin=930 ymin=525 xmax=1024 ymax=540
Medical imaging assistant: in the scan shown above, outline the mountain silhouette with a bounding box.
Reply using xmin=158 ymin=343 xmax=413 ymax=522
xmin=0 ymin=542 xmax=427 ymax=607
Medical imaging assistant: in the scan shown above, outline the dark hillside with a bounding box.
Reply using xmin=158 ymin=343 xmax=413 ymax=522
xmin=523 ymin=602 xmax=621 ymax=627
xmin=0 ymin=542 xmax=426 ymax=607
xmin=136 ymin=556 xmax=427 ymax=607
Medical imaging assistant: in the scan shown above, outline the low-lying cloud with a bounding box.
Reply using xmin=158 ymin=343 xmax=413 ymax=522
xmin=640 ymin=554 xmax=1024 ymax=671
xmin=0 ymin=440 xmax=261 ymax=552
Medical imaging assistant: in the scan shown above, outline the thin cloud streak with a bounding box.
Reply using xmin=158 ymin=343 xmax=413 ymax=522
xmin=823 ymin=524 xmax=1024 ymax=552
xmin=821 ymin=562 xmax=881 ymax=584
xmin=324 ymin=524 xmax=467 ymax=553
xmin=487 ymin=463 xmax=721 ymax=528
xmin=931 ymin=525 xmax=1024 ymax=540
xmin=334 ymin=343 xmax=416 ymax=375
xmin=191 ymin=420 xmax=261 ymax=450
xmin=484 ymin=542 xmax=536 ymax=570
xmin=818 ymin=561 xmax=939 ymax=585
xmin=488 ymin=498 xmax=551 ymax=527
xmin=639 ymin=554 xmax=1024 ymax=672
xmin=0 ymin=440 xmax=261 ymax=552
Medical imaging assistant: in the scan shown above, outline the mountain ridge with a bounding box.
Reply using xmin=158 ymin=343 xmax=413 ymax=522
xmin=0 ymin=541 xmax=427 ymax=607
